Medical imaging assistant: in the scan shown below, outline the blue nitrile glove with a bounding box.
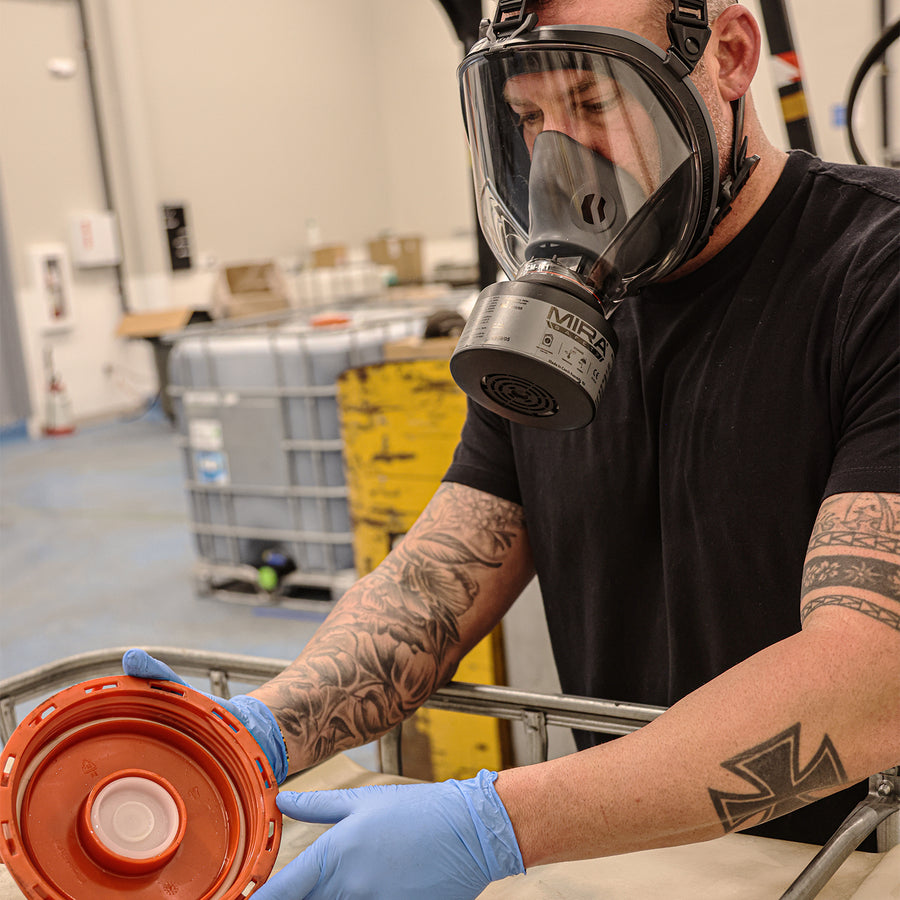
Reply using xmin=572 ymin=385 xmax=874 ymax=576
xmin=253 ymin=769 xmax=524 ymax=899
xmin=122 ymin=648 xmax=289 ymax=784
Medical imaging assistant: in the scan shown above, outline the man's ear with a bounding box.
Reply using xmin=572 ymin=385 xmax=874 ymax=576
xmin=709 ymin=5 xmax=761 ymax=101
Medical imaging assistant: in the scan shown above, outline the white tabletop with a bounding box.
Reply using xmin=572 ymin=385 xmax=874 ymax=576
xmin=2 ymin=754 xmax=897 ymax=899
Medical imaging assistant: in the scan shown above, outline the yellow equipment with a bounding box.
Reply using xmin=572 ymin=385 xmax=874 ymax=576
xmin=336 ymin=356 xmax=510 ymax=781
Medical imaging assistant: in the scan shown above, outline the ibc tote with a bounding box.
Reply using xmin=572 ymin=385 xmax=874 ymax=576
xmin=167 ymin=309 xmax=426 ymax=605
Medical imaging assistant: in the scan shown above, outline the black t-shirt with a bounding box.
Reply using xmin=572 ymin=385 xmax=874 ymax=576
xmin=443 ymin=151 xmax=900 ymax=846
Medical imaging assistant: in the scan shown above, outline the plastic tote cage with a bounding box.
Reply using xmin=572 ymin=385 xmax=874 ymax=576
xmin=167 ymin=307 xmax=429 ymax=608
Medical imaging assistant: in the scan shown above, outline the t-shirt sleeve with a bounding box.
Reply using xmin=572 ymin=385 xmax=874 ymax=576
xmin=442 ymin=398 xmax=523 ymax=505
xmin=825 ymin=247 xmax=900 ymax=497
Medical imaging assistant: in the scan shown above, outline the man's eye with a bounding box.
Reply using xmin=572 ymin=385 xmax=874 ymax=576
xmin=580 ymin=97 xmax=616 ymax=116
xmin=516 ymin=111 xmax=543 ymax=128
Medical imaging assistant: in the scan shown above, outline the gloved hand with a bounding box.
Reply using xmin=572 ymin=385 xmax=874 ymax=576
xmin=253 ymin=769 xmax=524 ymax=899
xmin=122 ymin=648 xmax=289 ymax=784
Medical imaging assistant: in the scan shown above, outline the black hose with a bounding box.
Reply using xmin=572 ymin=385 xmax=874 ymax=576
xmin=846 ymin=18 xmax=900 ymax=165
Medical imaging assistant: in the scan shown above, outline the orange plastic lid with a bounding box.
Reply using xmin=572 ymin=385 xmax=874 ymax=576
xmin=0 ymin=675 xmax=282 ymax=898
xmin=309 ymin=312 xmax=352 ymax=327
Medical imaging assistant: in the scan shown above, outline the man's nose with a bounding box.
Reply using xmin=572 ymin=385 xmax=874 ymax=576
xmin=542 ymin=108 xmax=575 ymax=136
xmin=541 ymin=109 xmax=594 ymax=148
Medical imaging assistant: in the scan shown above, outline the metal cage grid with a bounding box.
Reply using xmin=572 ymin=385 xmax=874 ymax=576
xmin=165 ymin=309 xmax=430 ymax=608
xmin=1 ymin=647 xmax=896 ymax=900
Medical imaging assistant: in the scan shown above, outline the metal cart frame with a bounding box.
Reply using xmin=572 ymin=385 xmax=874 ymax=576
xmin=2 ymin=647 xmax=897 ymax=900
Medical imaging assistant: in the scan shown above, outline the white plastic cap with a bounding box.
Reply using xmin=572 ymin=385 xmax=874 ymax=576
xmin=89 ymin=776 xmax=181 ymax=860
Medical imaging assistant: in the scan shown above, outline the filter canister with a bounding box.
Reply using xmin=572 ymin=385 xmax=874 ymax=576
xmin=450 ymin=278 xmax=618 ymax=430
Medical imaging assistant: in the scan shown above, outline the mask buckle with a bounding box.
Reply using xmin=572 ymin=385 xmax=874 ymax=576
xmin=665 ymin=1 xmax=710 ymax=75
xmin=481 ymin=1 xmax=538 ymax=43
xmin=711 ymin=97 xmax=761 ymax=228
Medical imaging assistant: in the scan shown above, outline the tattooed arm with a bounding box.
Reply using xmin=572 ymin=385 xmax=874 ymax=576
xmin=249 ymin=482 xmax=534 ymax=771
xmin=800 ymin=493 xmax=900 ymax=632
xmin=494 ymin=492 xmax=900 ymax=866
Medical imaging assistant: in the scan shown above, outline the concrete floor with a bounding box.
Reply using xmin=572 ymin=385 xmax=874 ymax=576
xmin=0 ymin=401 xmax=571 ymax=769
xmin=0 ymin=404 xmax=380 ymax=767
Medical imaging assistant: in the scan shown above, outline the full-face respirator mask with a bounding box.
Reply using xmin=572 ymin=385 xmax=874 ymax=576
xmin=449 ymin=0 xmax=759 ymax=429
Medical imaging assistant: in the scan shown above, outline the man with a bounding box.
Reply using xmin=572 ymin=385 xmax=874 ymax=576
xmin=128 ymin=1 xmax=899 ymax=896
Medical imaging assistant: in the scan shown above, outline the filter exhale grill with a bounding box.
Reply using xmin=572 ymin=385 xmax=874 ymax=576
xmin=480 ymin=373 xmax=559 ymax=417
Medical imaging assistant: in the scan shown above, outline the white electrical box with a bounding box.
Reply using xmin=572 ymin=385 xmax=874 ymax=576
xmin=67 ymin=211 xmax=121 ymax=268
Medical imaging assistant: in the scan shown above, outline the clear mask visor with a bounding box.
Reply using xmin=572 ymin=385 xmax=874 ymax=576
xmin=462 ymin=47 xmax=704 ymax=300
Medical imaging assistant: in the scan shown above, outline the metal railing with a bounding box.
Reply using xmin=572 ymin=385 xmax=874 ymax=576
xmin=0 ymin=646 xmax=667 ymax=762
xmin=1 ymin=647 xmax=896 ymax=900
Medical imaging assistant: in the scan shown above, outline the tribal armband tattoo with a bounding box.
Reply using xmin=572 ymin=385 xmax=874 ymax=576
xmin=801 ymin=493 xmax=900 ymax=633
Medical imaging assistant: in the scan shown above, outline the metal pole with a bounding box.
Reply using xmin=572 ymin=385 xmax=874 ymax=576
xmin=878 ymin=0 xmax=894 ymax=165
xmin=779 ymin=770 xmax=900 ymax=899
xmin=75 ymin=0 xmax=130 ymax=312
xmin=757 ymin=0 xmax=818 ymax=153
xmin=435 ymin=0 xmax=500 ymax=288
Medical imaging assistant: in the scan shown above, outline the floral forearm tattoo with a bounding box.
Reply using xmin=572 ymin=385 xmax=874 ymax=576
xmin=265 ymin=484 xmax=527 ymax=765
xmin=801 ymin=492 xmax=900 ymax=632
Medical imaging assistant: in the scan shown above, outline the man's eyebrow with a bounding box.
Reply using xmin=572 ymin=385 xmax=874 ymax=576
xmin=502 ymin=80 xmax=532 ymax=106
xmin=569 ymin=76 xmax=604 ymax=95
xmin=503 ymin=73 xmax=607 ymax=106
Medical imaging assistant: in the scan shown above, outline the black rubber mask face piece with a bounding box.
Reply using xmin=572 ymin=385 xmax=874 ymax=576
xmin=452 ymin=24 xmax=720 ymax=430
xmin=526 ymin=130 xmax=669 ymax=298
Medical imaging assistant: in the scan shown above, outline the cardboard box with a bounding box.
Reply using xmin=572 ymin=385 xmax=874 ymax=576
xmin=383 ymin=335 xmax=459 ymax=361
xmin=212 ymin=262 xmax=290 ymax=319
xmin=116 ymin=307 xmax=213 ymax=422
xmin=310 ymin=245 xmax=348 ymax=268
xmin=368 ymin=236 xmax=423 ymax=285
xmin=115 ymin=307 xmax=211 ymax=339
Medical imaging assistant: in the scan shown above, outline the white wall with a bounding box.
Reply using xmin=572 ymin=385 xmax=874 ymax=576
xmin=746 ymin=0 xmax=900 ymax=165
xmin=0 ymin=0 xmax=476 ymax=434
xmin=0 ymin=0 xmax=157 ymax=432
xmin=123 ymin=1 xmax=473 ymax=263
xmin=1 ymin=0 xmax=897 ymax=433
xmin=369 ymin=0 xmax=475 ymax=240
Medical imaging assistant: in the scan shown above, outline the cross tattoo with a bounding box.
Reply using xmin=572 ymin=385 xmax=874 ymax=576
xmin=708 ymin=723 xmax=847 ymax=832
